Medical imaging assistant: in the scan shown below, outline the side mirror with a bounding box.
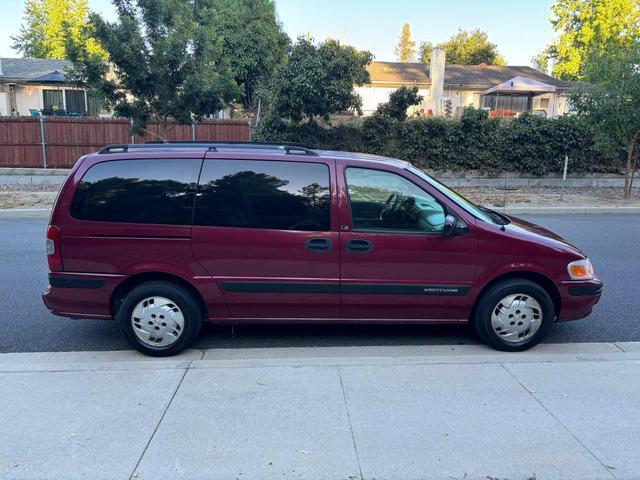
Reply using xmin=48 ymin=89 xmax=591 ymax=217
xmin=443 ymin=214 xmax=469 ymax=237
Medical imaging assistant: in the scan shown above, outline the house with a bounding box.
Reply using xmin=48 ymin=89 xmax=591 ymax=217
xmin=356 ymin=48 xmax=573 ymax=118
xmin=0 ymin=58 xmax=101 ymax=116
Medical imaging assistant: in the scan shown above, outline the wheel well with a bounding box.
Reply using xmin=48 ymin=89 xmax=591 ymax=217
xmin=471 ymin=271 xmax=561 ymax=320
xmin=110 ymin=272 xmax=208 ymax=318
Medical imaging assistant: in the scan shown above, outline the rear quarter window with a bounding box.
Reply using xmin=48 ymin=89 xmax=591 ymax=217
xmin=70 ymin=158 xmax=201 ymax=225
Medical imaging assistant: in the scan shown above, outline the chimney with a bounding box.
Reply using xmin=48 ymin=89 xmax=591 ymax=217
xmin=428 ymin=47 xmax=445 ymax=115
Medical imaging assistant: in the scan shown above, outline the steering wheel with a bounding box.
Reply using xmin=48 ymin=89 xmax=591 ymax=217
xmin=379 ymin=193 xmax=399 ymax=221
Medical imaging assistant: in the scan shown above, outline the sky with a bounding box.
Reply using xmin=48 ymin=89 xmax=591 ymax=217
xmin=0 ymin=0 xmax=556 ymax=66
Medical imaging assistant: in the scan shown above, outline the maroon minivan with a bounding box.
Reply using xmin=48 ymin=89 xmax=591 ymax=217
xmin=43 ymin=142 xmax=602 ymax=356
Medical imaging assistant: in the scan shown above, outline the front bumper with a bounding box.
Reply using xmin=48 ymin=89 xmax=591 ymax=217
xmin=558 ymin=278 xmax=603 ymax=322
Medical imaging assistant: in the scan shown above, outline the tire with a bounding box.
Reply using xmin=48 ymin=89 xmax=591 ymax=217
xmin=472 ymin=279 xmax=555 ymax=352
xmin=116 ymin=281 xmax=202 ymax=357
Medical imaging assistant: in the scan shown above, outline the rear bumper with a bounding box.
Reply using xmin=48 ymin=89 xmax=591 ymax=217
xmin=558 ymin=279 xmax=603 ymax=322
xmin=42 ymin=273 xmax=125 ymax=320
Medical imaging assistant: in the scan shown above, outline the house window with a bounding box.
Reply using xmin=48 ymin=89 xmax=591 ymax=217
xmin=87 ymin=93 xmax=102 ymax=116
xmin=480 ymin=94 xmax=529 ymax=113
xmin=42 ymin=90 xmax=63 ymax=111
xmin=539 ymin=97 xmax=550 ymax=109
xmin=65 ymin=90 xmax=86 ymax=115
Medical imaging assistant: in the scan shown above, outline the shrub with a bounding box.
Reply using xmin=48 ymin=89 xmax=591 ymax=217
xmin=374 ymin=86 xmax=423 ymax=121
xmin=256 ymin=108 xmax=625 ymax=174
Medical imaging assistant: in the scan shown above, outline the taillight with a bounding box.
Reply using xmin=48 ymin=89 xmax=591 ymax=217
xmin=46 ymin=225 xmax=62 ymax=272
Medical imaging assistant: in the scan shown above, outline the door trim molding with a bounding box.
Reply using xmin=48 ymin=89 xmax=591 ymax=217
xmin=219 ymin=281 xmax=469 ymax=296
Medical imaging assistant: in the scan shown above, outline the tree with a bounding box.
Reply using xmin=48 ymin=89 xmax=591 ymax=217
xmin=67 ymin=0 xmax=238 ymax=135
xmin=418 ymin=42 xmax=433 ymax=63
xmin=266 ymin=37 xmax=373 ymax=123
xmin=395 ymin=23 xmax=416 ymax=62
xmin=531 ymin=51 xmax=549 ymax=73
xmin=11 ymin=0 xmax=105 ymax=59
xmin=374 ymin=86 xmax=423 ymax=121
xmin=419 ymin=29 xmax=505 ymax=65
xmin=569 ymin=45 xmax=640 ymax=197
xmin=212 ymin=0 xmax=289 ymax=111
xmin=547 ymin=0 xmax=640 ymax=80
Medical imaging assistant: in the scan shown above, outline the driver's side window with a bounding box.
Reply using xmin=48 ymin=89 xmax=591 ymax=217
xmin=345 ymin=167 xmax=445 ymax=233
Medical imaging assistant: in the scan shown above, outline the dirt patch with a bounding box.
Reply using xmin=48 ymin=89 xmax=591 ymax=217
xmin=0 ymin=191 xmax=58 ymax=209
xmin=1 ymin=184 xmax=639 ymax=210
xmin=459 ymin=186 xmax=640 ymax=208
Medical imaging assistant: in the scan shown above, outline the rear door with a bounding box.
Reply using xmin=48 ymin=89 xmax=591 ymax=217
xmin=191 ymin=154 xmax=340 ymax=319
xmin=338 ymin=161 xmax=478 ymax=321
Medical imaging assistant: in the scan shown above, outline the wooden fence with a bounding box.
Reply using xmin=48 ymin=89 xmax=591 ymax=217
xmin=0 ymin=116 xmax=250 ymax=168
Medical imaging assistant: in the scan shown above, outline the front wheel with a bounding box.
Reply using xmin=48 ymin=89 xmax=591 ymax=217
xmin=116 ymin=281 xmax=202 ymax=356
xmin=472 ymin=279 xmax=555 ymax=352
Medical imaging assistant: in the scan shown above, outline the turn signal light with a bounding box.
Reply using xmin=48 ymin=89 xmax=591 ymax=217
xmin=567 ymin=259 xmax=593 ymax=280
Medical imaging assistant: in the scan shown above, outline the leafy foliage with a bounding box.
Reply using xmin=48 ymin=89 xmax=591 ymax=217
xmin=530 ymin=51 xmax=549 ymax=73
xmin=263 ymin=37 xmax=373 ymax=123
xmin=212 ymin=0 xmax=289 ymax=110
xmin=67 ymin=0 xmax=238 ymax=134
xmin=569 ymin=44 xmax=640 ymax=195
xmin=547 ymin=0 xmax=640 ymax=80
xmin=374 ymin=86 xmax=423 ymax=121
xmin=394 ymin=23 xmax=416 ymax=62
xmin=419 ymin=29 xmax=505 ymax=65
xmin=258 ymin=108 xmax=623 ymax=175
xmin=11 ymin=0 xmax=105 ymax=59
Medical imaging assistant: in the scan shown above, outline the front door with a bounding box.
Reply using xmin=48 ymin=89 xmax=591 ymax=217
xmin=191 ymin=155 xmax=340 ymax=319
xmin=338 ymin=163 xmax=478 ymax=320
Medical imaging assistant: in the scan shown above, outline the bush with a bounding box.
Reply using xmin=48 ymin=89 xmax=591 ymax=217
xmin=374 ymin=86 xmax=423 ymax=121
xmin=256 ymin=108 xmax=625 ymax=174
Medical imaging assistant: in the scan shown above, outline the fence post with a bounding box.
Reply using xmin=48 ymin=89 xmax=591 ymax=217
xmin=38 ymin=113 xmax=47 ymax=169
xmin=192 ymin=122 xmax=196 ymax=141
xmin=129 ymin=118 xmax=135 ymax=144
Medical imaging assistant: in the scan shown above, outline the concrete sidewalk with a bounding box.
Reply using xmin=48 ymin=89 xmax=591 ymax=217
xmin=1 ymin=343 xmax=639 ymax=480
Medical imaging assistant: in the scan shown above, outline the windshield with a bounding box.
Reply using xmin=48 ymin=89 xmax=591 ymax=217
xmin=407 ymin=165 xmax=500 ymax=225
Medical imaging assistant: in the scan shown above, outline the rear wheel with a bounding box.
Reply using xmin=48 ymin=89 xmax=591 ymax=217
xmin=473 ymin=279 xmax=555 ymax=352
xmin=116 ymin=281 xmax=202 ymax=356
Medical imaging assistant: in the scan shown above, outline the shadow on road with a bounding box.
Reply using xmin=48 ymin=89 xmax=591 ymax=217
xmin=195 ymin=322 xmax=477 ymax=349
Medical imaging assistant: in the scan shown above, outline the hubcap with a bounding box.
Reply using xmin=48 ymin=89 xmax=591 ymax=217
xmin=490 ymin=293 xmax=542 ymax=343
xmin=131 ymin=296 xmax=185 ymax=348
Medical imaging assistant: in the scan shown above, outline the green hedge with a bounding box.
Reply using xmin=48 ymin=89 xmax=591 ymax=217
xmin=255 ymin=109 xmax=625 ymax=175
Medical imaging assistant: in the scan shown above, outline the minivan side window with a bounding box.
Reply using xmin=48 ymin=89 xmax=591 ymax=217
xmin=70 ymin=159 xmax=201 ymax=225
xmin=346 ymin=167 xmax=445 ymax=233
xmin=194 ymin=159 xmax=331 ymax=231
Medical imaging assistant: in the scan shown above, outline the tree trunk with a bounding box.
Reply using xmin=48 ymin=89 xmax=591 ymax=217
xmin=624 ymin=129 xmax=639 ymax=198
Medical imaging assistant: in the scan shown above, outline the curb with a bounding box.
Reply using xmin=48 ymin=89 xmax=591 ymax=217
xmin=500 ymin=206 xmax=640 ymax=215
xmin=1 ymin=343 xmax=639 ymax=371
xmin=0 ymin=168 xmax=631 ymax=188
xmin=0 ymin=208 xmax=51 ymax=218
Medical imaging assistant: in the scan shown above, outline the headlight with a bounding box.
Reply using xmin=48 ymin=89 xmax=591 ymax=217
xmin=567 ymin=258 xmax=594 ymax=280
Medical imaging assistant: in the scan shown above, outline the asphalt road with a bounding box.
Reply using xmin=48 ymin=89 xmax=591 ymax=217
xmin=1 ymin=214 xmax=638 ymax=353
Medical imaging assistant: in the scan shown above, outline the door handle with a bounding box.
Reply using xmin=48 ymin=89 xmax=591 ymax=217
xmin=347 ymin=239 xmax=373 ymax=253
xmin=305 ymin=237 xmax=332 ymax=252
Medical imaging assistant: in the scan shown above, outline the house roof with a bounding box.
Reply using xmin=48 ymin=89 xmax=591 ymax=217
xmin=482 ymin=76 xmax=557 ymax=95
xmin=367 ymin=61 xmax=572 ymax=90
xmin=29 ymin=70 xmax=67 ymax=83
xmin=0 ymin=58 xmax=70 ymax=82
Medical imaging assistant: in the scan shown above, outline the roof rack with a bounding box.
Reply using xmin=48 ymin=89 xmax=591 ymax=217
xmin=98 ymin=141 xmax=319 ymax=156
